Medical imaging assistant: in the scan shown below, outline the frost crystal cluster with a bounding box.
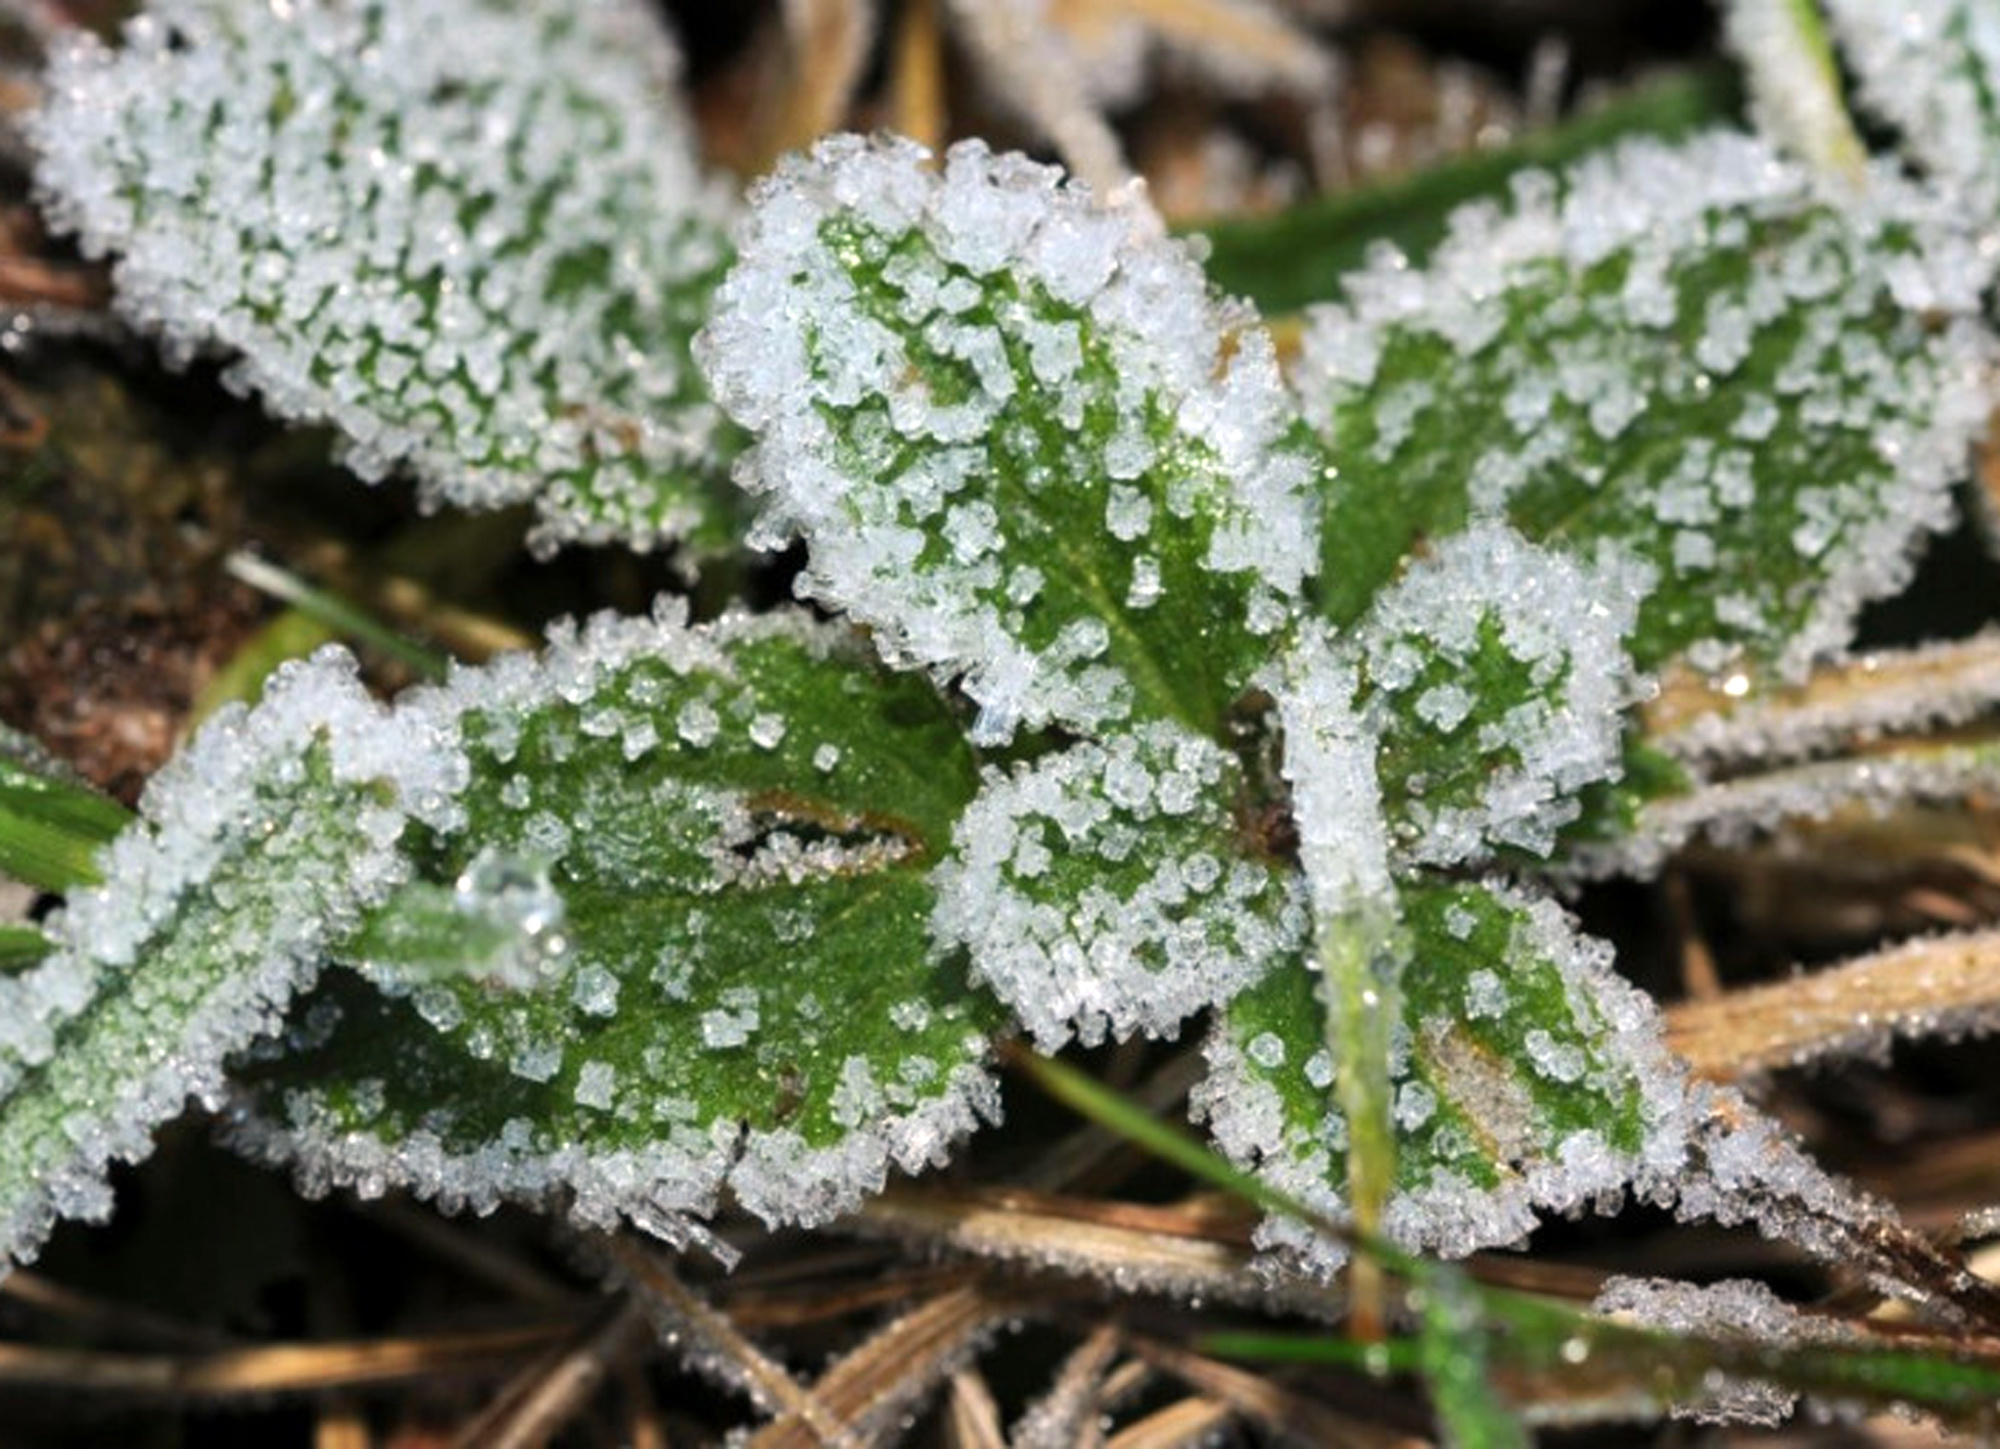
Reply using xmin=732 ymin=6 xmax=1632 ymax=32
xmin=13 ymin=0 xmax=2000 ymax=1312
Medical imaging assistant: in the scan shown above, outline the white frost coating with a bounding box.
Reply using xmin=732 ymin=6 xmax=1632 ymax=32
xmin=1821 ymin=0 xmax=2000 ymax=225
xmin=1354 ymin=523 xmax=1644 ymax=864
xmin=32 ymin=0 xmax=736 ymax=556
xmin=1273 ymin=623 xmax=1393 ymax=917
xmin=1657 ymin=631 xmax=2000 ymax=770
xmin=229 ymin=1057 xmax=1000 ymax=1244
xmin=932 ymin=721 xmax=1305 ymax=1048
xmin=1567 ymin=740 xmax=2000 ymax=882
xmin=0 ymin=648 xmax=465 ymax=1273
xmin=700 ymin=134 xmax=1317 ymax=744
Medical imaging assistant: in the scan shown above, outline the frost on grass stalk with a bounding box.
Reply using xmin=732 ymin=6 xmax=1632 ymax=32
xmin=31 ymin=0 xmax=739 ymax=555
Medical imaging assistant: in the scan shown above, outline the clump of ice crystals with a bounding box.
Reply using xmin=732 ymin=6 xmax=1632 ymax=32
xmin=31 ymin=0 xmax=738 ymax=556
xmin=1820 ymin=0 xmax=2000 ymax=227
xmin=700 ymin=134 xmax=1317 ymax=744
xmin=1595 ymin=1275 xmax=1858 ymax=1426
xmin=931 ymin=720 xmax=1306 ymax=1048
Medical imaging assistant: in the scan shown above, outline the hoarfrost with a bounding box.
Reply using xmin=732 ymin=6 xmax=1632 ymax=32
xmin=31 ymin=0 xmax=738 ymax=555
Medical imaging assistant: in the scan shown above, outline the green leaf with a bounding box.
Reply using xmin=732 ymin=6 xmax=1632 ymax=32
xmin=0 ymin=745 xmax=131 ymax=892
xmin=33 ymin=0 xmax=741 ymax=556
xmin=234 ymin=609 xmax=1006 ymax=1235
xmin=0 ymin=650 xmax=463 ymax=1271
xmin=1346 ymin=523 xmax=1641 ymax=867
xmin=929 ymin=720 xmax=1304 ymax=1049
xmin=1194 ymin=880 xmax=1689 ymax=1274
xmin=701 ymin=135 xmax=1321 ymax=745
xmin=0 ymin=927 xmax=50 ymax=971
xmin=1297 ymin=129 xmax=1991 ymax=681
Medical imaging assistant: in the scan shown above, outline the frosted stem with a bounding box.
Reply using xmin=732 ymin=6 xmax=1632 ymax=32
xmin=1725 ymin=0 xmax=1869 ymax=185
xmin=1318 ymin=906 xmax=1402 ymax=1336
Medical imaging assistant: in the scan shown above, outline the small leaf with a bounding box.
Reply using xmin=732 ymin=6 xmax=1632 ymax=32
xmin=234 ymin=608 xmax=1005 ymax=1236
xmin=1296 ymin=130 xmax=1991 ymax=681
xmin=0 ymin=651 xmax=462 ymax=1270
xmin=700 ymin=135 xmax=1320 ymax=744
xmin=32 ymin=0 xmax=740 ymax=556
xmin=930 ymin=720 xmax=1305 ymax=1049
xmin=1348 ymin=522 xmax=1643 ymax=867
xmin=1194 ymin=880 xmax=1690 ymax=1275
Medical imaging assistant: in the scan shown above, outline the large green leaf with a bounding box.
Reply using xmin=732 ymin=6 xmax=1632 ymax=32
xmin=1194 ymin=881 xmax=1689 ymax=1274
xmin=700 ymin=135 xmax=1321 ymax=744
xmin=1296 ymin=129 xmax=1990 ymax=681
xmin=929 ymin=721 xmax=1304 ymax=1049
xmin=234 ymin=609 xmax=1006 ymax=1235
xmin=33 ymin=0 xmax=740 ymax=555
xmin=0 ymin=652 xmax=463 ymax=1271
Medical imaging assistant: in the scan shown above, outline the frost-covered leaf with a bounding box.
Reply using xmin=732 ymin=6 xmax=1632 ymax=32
xmin=1194 ymin=881 xmax=1688 ymax=1274
xmin=700 ymin=135 xmax=1319 ymax=745
xmin=0 ymin=652 xmax=462 ymax=1271
xmin=1296 ymin=130 xmax=1992 ymax=680
xmin=232 ymin=608 xmax=1005 ymax=1237
xmin=929 ymin=720 xmax=1304 ymax=1050
xmin=1346 ymin=523 xmax=1643 ymax=867
xmin=32 ymin=0 xmax=740 ymax=556
xmin=1820 ymin=0 xmax=2000 ymax=229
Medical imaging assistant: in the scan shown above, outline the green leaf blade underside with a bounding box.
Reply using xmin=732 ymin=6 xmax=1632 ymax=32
xmin=0 ymin=652 xmax=461 ymax=1274
xmin=0 ymin=753 xmax=132 ymax=892
xmin=930 ymin=721 xmax=1306 ymax=1050
xmin=702 ymin=135 xmax=1319 ymax=745
xmin=1195 ymin=881 xmax=1687 ymax=1275
xmin=1299 ymin=130 xmax=1990 ymax=683
xmin=238 ymin=608 xmax=1004 ymax=1235
xmin=33 ymin=0 xmax=742 ymax=556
